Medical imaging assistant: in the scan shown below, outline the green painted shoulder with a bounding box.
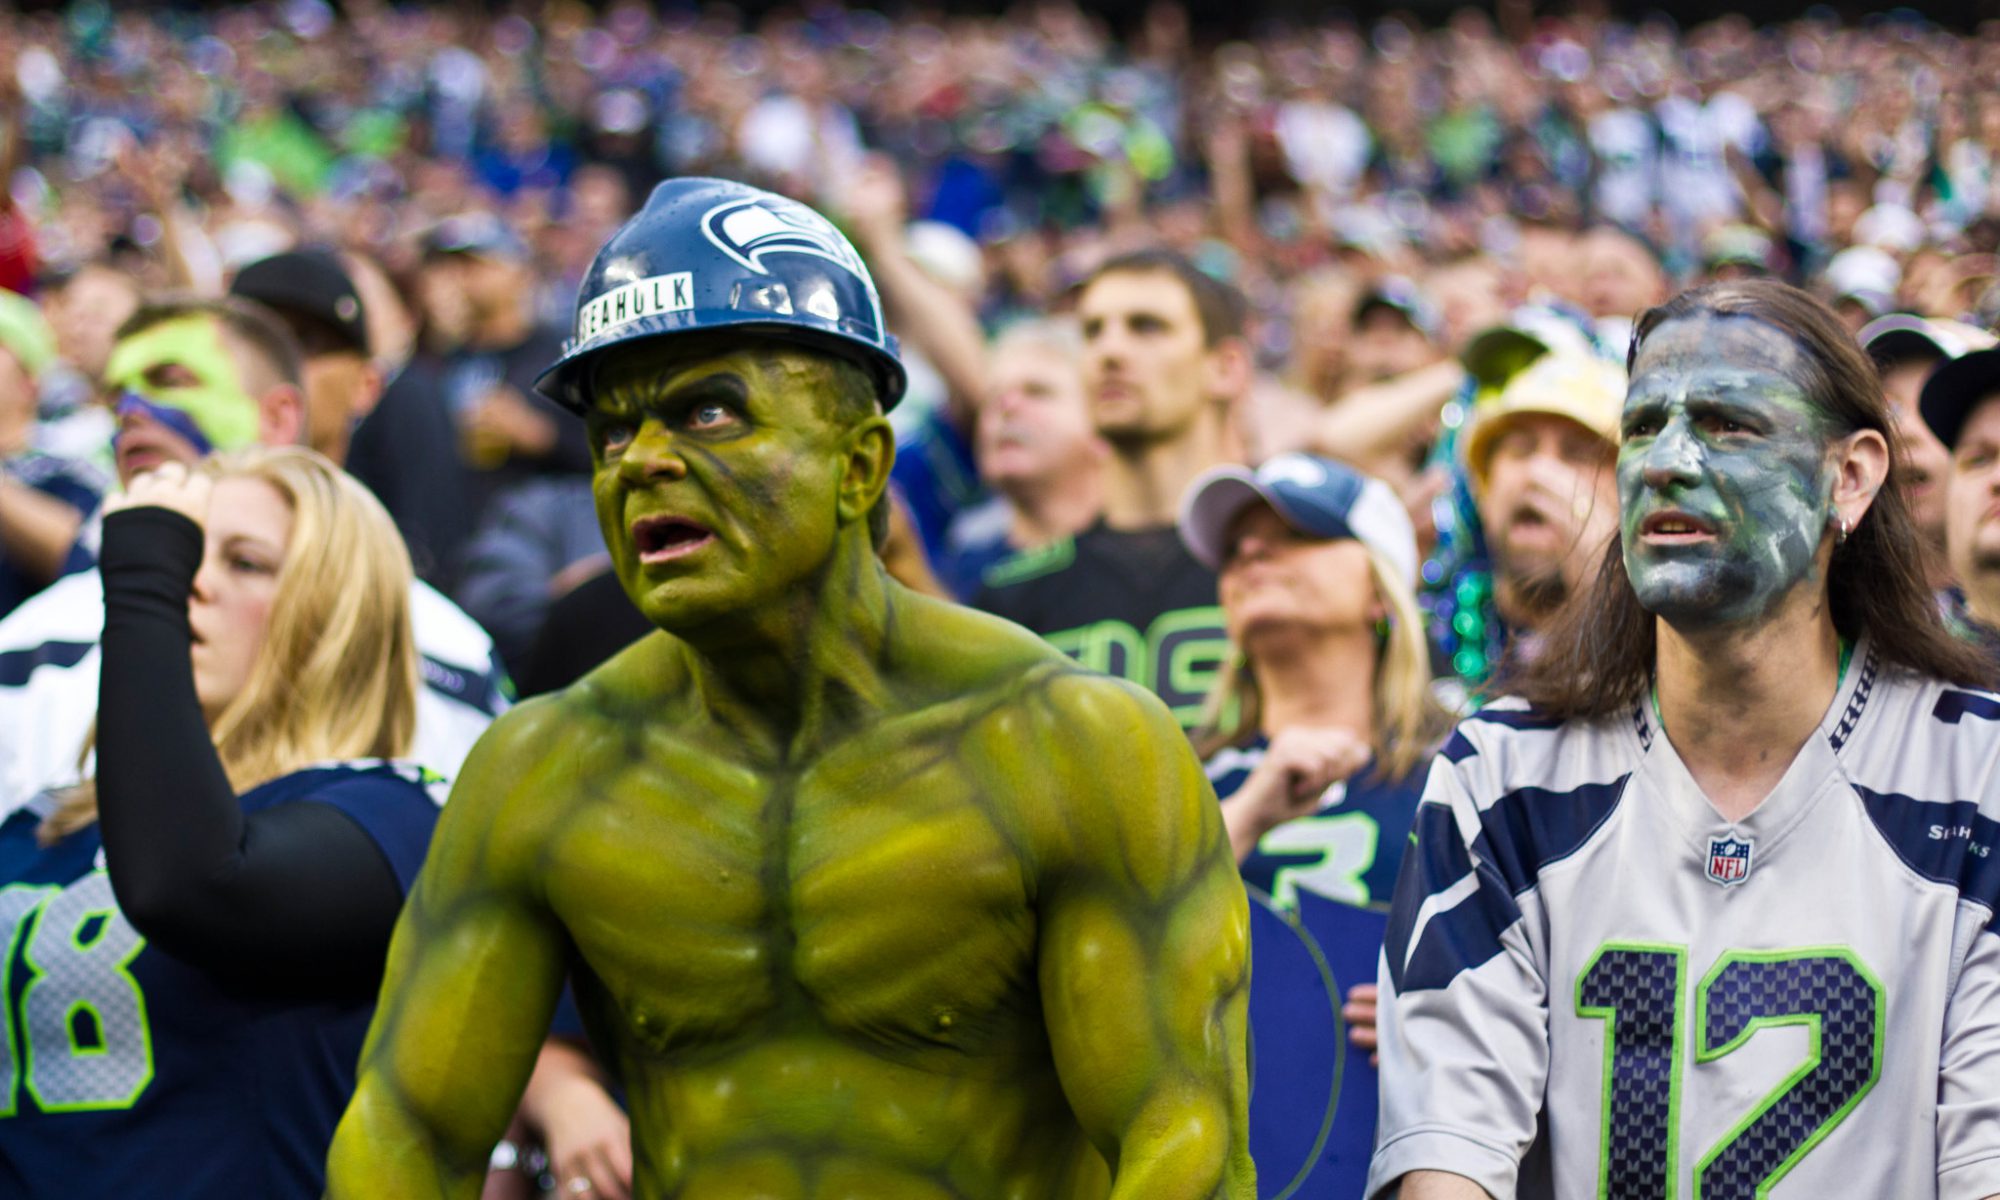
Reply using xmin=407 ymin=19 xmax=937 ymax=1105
xmin=980 ymin=537 xmax=1076 ymax=590
xmin=894 ymin=588 xmax=1082 ymax=684
xmin=570 ymin=627 xmax=681 ymax=701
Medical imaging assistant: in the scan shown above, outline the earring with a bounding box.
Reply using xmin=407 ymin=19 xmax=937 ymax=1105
xmin=1834 ymin=514 xmax=1851 ymax=546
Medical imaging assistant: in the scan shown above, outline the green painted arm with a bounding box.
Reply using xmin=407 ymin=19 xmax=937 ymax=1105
xmin=326 ymin=700 xmax=574 ymax=1199
xmin=1034 ymin=674 xmax=1256 ymax=1198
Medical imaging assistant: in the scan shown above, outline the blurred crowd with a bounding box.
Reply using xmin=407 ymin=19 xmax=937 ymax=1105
xmin=3 ymin=0 xmax=2000 ymax=689
xmin=6 ymin=3 xmax=2000 ymax=1195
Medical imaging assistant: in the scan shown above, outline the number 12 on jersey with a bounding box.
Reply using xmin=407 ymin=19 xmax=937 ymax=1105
xmin=1576 ymin=942 xmax=1883 ymax=1200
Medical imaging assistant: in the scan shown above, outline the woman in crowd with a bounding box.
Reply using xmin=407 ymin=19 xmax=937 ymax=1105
xmin=0 ymin=446 xmax=439 ymax=1198
xmin=1179 ymin=450 xmax=1454 ymax=1054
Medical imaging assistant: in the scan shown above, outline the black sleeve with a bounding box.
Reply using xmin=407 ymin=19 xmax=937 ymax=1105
xmin=95 ymin=507 xmax=408 ymax=995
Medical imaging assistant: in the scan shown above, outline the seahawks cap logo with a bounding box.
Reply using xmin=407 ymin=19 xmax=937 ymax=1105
xmin=700 ymin=196 xmax=873 ymax=282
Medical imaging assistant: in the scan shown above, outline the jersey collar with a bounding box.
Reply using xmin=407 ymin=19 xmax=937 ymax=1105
xmin=1630 ymin=635 xmax=1878 ymax=868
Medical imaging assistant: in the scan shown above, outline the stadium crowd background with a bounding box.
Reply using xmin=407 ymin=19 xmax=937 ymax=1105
xmin=7 ymin=0 xmax=2000 ymax=668
xmin=6 ymin=2 xmax=2000 ymax=1193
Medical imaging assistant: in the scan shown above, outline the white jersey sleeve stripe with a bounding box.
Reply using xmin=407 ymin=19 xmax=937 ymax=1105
xmin=416 ymin=649 xmax=508 ymax=715
xmin=1386 ymin=800 xmax=1523 ymax=994
xmin=1386 ymin=769 xmax=1631 ymax=994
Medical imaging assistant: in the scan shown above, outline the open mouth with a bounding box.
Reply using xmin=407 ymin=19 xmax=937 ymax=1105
xmin=1509 ymin=505 xmax=1552 ymax=531
xmin=631 ymin=515 xmax=715 ymax=563
xmin=1639 ymin=511 xmax=1717 ymax=543
xmin=117 ymin=442 xmax=168 ymax=475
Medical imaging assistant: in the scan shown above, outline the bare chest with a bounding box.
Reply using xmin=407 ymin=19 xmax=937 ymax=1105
xmin=544 ymin=735 xmax=1040 ymax=1060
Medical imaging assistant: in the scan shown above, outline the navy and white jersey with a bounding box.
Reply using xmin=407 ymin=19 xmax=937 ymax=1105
xmin=1205 ymin=735 xmax=1426 ymax=910
xmin=1370 ymin=640 xmax=2000 ymax=1200
xmin=0 ymin=762 xmax=439 ymax=1199
xmin=0 ymin=569 xmax=505 ymax=814
xmin=1211 ymin=735 xmax=1429 ymax=1195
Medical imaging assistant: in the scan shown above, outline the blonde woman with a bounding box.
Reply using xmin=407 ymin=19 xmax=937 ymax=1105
xmin=1179 ymin=451 xmax=1454 ymax=1053
xmin=0 ymin=446 xmax=438 ymax=1198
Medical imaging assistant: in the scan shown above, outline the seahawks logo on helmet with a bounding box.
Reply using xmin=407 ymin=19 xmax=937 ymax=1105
xmin=700 ymin=196 xmax=872 ymax=282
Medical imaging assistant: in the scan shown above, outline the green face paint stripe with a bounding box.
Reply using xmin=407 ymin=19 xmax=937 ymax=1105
xmin=1690 ymin=946 xmax=1883 ymax=1200
xmin=103 ymin=317 xmax=263 ymax=452
xmin=1576 ymin=940 xmax=1685 ymax=1200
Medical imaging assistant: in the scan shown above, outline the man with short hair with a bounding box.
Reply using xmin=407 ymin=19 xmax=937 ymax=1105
xmin=941 ymin=318 xmax=1103 ymax=599
xmin=0 ymin=296 xmax=504 ymax=811
xmin=1922 ymin=347 xmax=2000 ymax=660
xmin=1461 ymin=351 xmax=1623 ymax=655
xmin=420 ymin=214 xmax=579 ymax=493
xmin=1860 ymin=313 xmax=1994 ymax=583
xmin=975 ymin=248 xmax=1248 ymax=726
xmin=229 ymin=249 xmax=384 ymax=467
xmin=1346 ymin=278 xmax=1444 ymax=390
xmin=327 ymin=177 xmax=1253 ymax=1200
xmin=1577 ymin=225 xmax=1670 ymax=346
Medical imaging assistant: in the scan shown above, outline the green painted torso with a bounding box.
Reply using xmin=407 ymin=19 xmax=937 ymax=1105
xmin=535 ymin=612 xmax=1116 ymax=1198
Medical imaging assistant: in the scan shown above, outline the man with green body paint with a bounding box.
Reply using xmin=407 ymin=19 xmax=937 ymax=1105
xmin=327 ymin=179 xmax=1255 ymax=1199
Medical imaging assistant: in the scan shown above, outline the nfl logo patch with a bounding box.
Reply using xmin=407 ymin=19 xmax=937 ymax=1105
xmin=1706 ymin=835 xmax=1754 ymax=887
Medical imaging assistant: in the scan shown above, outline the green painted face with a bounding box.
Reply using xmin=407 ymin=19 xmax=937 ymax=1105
xmin=1618 ymin=313 xmax=1838 ymax=628
xmin=585 ymin=338 xmax=855 ymax=632
xmin=103 ymin=316 xmax=262 ymax=451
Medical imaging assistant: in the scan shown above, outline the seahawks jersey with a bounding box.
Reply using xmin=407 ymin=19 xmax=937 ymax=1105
xmin=1208 ymin=736 xmax=1426 ymax=1197
xmin=0 ymin=762 xmax=439 ymax=1198
xmin=1204 ymin=736 xmax=1426 ymax=911
xmin=1371 ymin=640 xmax=2000 ymax=1199
xmin=0 ymin=568 xmax=505 ymax=814
xmin=975 ymin=520 xmax=1227 ymax=727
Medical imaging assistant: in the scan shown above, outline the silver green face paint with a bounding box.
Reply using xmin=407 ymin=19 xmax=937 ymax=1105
xmin=1618 ymin=314 xmax=1838 ymax=628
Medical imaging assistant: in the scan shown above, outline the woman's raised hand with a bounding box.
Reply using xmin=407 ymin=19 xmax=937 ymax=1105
xmin=105 ymin=463 xmax=213 ymax=528
xmin=1222 ymin=725 xmax=1373 ymax=863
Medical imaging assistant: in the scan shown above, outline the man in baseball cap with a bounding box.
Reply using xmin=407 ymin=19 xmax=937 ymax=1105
xmin=1921 ymin=348 xmax=2000 ymax=658
xmin=229 ymin=249 xmax=381 ymax=466
xmin=1462 ymin=351 xmax=1623 ymax=648
xmin=1860 ymin=313 xmax=1996 ymax=578
xmin=1347 ymin=277 xmax=1443 ymax=390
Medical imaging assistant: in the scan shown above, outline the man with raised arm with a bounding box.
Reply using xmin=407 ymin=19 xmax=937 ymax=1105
xmin=326 ymin=178 xmax=1254 ymax=1200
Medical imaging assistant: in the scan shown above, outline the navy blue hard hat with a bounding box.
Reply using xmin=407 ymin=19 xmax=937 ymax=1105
xmin=535 ymin=176 xmax=907 ymax=413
